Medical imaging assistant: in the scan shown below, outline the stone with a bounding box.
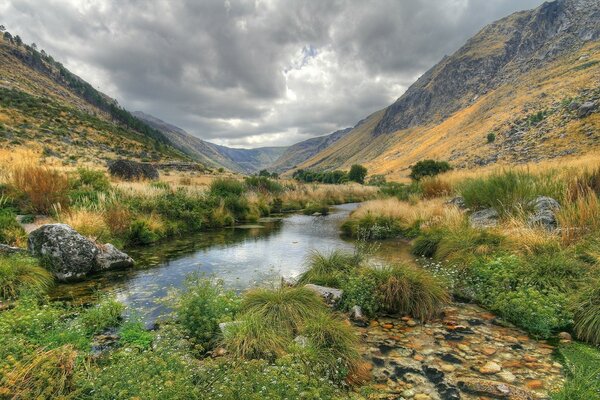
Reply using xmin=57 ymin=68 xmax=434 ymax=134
xmin=414 ymin=394 xmax=430 ymax=400
xmin=498 ymin=371 xmax=516 ymax=383
xmin=28 ymin=224 xmax=99 ymax=281
xmin=304 ymin=284 xmax=342 ymax=304
xmin=446 ymin=196 xmax=466 ymax=209
xmin=577 ymin=101 xmax=597 ymax=118
xmin=469 ymin=208 xmax=499 ymax=228
xmin=382 ymin=323 xmax=394 ymax=329
xmin=558 ymin=332 xmax=572 ymax=341
xmin=94 ymin=243 xmax=134 ymax=271
xmin=457 ymin=379 xmax=534 ymax=400
xmin=293 ymin=335 xmax=309 ymax=347
xmin=527 ymin=196 xmax=560 ymax=230
xmin=441 ymin=364 xmax=456 ymax=372
xmin=406 ymin=319 xmax=417 ymax=327
xmin=525 ymin=380 xmax=544 ymax=389
xmin=349 ymin=305 xmax=367 ymax=325
xmin=0 ymin=243 xmax=26 ymax=255
xmin=401 ymin=388 xmax=416 ymax=398
xmin=480 ymin=346 xmax=497 ymax=356
xmin=479 ymin=361 xmax=502 ymax=374
xmin=108 ymin=159 xmax=159 ymax=181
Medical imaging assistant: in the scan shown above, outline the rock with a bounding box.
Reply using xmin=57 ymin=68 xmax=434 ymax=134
xmin=457 ymin=378 xmax=534 ymax=400
xmin=108 ymin=159 xmax=159 ymax=181
xmin=28 ymin=224 xmax=134 ymax=281
xmin=414 ymin=394 xmax=430 ymax=400
xmin=577 ymin=101 xmax=597 ymax=118
xmin=469 ymin=208 xmax=499 ymax=228
xmin=401 ymin=389 xmax=416 ymax=398
xmin=0 ymin=243 xmax=26 ymax=255
xmin=479 ymin=361 xmax=502 ymax=374
xmin=349 ymin=305 xmax=367 ymax=326
xmin=446 ymin=196 xmax=466 ymax=209
xmin=525 ymin=380 xmax=544 ymax=390
xmin=498 ymin=371 xmax=517 ymax=383
xmin=527 ymin=196 xmax=560 ymax=230
xmin=558 ymin=331 xmax=572 ymax=342
xmin=94 ymin=243 xmax=134 ymax=270
xmin=293 ymin=335 xmax=309 ymax=347
xmin=304 ymin=284 xmax=343 ymax=304
xmin=28 ymin=224 xmax=99 ymax=281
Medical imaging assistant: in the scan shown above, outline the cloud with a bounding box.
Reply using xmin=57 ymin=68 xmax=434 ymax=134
xmin=1 ymin=0 xmax=544 ymax=147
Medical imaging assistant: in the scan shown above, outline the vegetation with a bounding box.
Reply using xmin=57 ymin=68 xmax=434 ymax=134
xmin=409 ymin=160 xmax=452 ymax=181
xmin=348 ymin=164 xmax=368 ymax=184
xmin=552 ymin=343 xmax=600 ymax=400
xmin=293 ymin=168 xmax=350 ymax=184
xmin=0 ymin=254 xmax=53 ymax=301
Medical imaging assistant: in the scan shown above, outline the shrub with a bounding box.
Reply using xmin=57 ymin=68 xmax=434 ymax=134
xmin=74 ymin=168 xmax=110 ymax=192
xmin=77 ymin=297 xmax=124 ymax=335
xmin=341 ymin=214 xmax=404 ymax=240
xmin=340 ymin=272 xmax=380 ymax=317
xmin=412 ymin=230 xmax=444 ymax=258
xmin=222 ymin=315 xmax=289 ymax=361
xmin=239 ymin=286 xmax=327 ymax=334
xmin=127 ymin=219 xmax=160 ymax=245
xmin=209 ymin=178 xmax=245 ymax=197
xmin=0 ymin=254 xmax=53 ymax=300
xmin=492 ymin=288 xmax=571 ymax=338
xmin=348 ymin=164 xmax=367 ymax=184
xmin=420 ymin=176 xmax=452 ymax=199
xmin=486 ymin=132 xmax=496 ymax=143
xmin=244 ymin=176 xmax=283 ymax=194
xmin=0 ymin=209 xmax=27 ymax=247
xmin=459 ymin=170 xmax=563 ymax=216
xmin=119 ymin=320 xmax=154 ymax=349
xmin=10 ymin=165 xmax=70 ymax=213
xmin=409 ymin=160 xmax=451 ymax=181
xmin=370 ymin=264 xmax=450 ymax=321
xmin=573 ymin=281 xmax=600 ymax=345
xmin=176 ymin=277 xmax=240 ymax=351
xmin=298 ymin=250 xmax=361 ymax=287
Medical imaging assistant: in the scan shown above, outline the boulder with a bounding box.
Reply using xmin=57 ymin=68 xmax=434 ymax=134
xmin=577 ymin=101 xmax=597 ymax=118
xmin=446 ymin=196 xmax=466 ymax=209
xmin=527 ymin=196 xmax=560 ymax=230
xmin=28 ymin=224 xmax=134 ymax=281
xmin=28 ymin=224 xmax=99 ymax=281
xmin=304 ymin=284 xmax=343 ymax=305
xmin=469 ymin=208 xmax=499 ymax=228
xmin=108 ymin=159 xmax=159 ymax=181
xmin=95 ymin=243 xmax=134 ymax=271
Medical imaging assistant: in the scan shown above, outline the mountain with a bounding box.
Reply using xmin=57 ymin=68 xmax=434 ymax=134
xmin=0 ymin=36 xmax=188 ymax=165
xmin=269 ymin=127 xmax=352 ymax=173
xmin=295 ymin=0 xmax=600 ymax=180
xmin=133 ymin=111 xmax=287 ymax=174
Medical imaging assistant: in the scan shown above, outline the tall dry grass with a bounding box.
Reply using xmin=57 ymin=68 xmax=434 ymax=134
xmin=557 ymin=190 xmax=600 ymax=245
xmin=9 ymin=165 xmax=70 ymax=214
xmin=349 ymin=198 xmax=447 ymax=227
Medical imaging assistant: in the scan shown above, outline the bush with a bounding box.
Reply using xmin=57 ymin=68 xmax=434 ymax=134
xmin=119 ymin=320 xmax=154 ymax=349
xmin=412 ymin=230 xmax=444 ymax=258
xmin=341 ymin=214 xmax=404 ymax=240
xmin=409 ymin=160 xmax=452 ymax=181
xmin=486 ymin=132 xmax=496 ymax=143
xmin=74 ymin=168 xmax=110 ymax=192
xmin=298 ymin=250 xmax=361 ymax=287
xmin=77 ymin=297 xmax=124 ymax=335
xmin=244 ymin=176 xmax=283 ymax=194
xmin=340 ymin=272 xmax=380 ymax=317
xmin=573 ymin=281 xmax=600 ymax=345
xmin=10 ymin=165 xmax=70 ymax=213
xmin=420 ymin=176 xmax=452 ymax=199
xmin=209 ymin=178 xmax=245 ymax=197
xmin=127 ymin=219 xmax=160 ymax=245
xmin=0 ymin=254 xmax=53 ymax=300
xmin=348 ymin=164 xmax=367 ymax=184
xmin=176 ymin=277 xmax=240 ymax=351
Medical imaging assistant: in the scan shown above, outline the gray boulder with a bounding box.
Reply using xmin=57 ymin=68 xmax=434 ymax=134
xmin=469 ymin=208 xmax=499 ymax=228
xmin=528 ymin=196 xmax=560 ymax=230
xmin=28 ymin=224 xmax=99 ymax=281
xmin=95 ymin=243 xmax=134 ymax=271
xmin=108 ymin=159 xmax=159 ymax=181
xmin=304 ymin=284 xmax=343 ymax=305
xmin=578 ymin=101 xmax=597 ymax=118
xmin=446 ymin=196 xmax=466 ymax=209
xmin=28 ymin=224 xmax=134 ymax=281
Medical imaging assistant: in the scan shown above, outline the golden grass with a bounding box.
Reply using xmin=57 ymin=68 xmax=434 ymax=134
xmin=350 ymin=198 xmax=447 ymax=227
xmin=557 ymin=190 xmax=600 ymax=245
xmin=60 ymin=209 xmax=109 ymax=240
xmin=9 ymin=164 xmax=70 ymax=214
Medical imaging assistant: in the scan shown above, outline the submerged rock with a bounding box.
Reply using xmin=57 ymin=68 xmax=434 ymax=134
xmin=28 ymin=224 xmax=134 ymax=281
xmin=457 ymin=378 xmax=534 ymax=400
xmin=469 ymin=208 xmax=499 ymax=228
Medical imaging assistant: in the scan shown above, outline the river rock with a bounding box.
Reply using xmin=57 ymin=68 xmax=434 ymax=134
xmin=304 ymin=284 xmax=343 ymax=304
xmin=480 ymin=361 xmax=502 ymax=374
xmin=108 ymin=159 xmax=159 ymax=181
xmin=457 ymin=379 xmax=534 ymax=400
xmin=469 ymin=208 xmax=499 ymax=228
xmin=28 ymin=224 xmax=99 ymax=281
xmin=527 ymin=196 xmax=560 ymax=230
xmin=95 ymin=243 xmax=134 ymax=270
xmin=28 ymin=224 xmax=134 ymax=281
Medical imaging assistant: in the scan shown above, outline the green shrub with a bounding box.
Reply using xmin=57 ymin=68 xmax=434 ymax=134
xmin=379 ymin=181 xmax=422 ymax=200
xmin=0 ymin=209 xmax=27 ymax=247
xmin=210 ymin=178 xmax=245 ymax=197
xmin=298 ymin=250 xmax=361 ymax=288
xmin=412 ymin=230 xmax=443 ymax=258
xmin=244 ymin=176 xmax=283 ymax=193
xmin=77 ymin=297 xmax=124 ymax=335
xmin=75 ymin=168 xmax=110 ymax=192
xmin=409 ymin=160 xmax=452 ymax=181
xmin=340 ymin=271 xmax=380 ymax=317
xmin=459 ymin=170 xmax=564 ymax=216
xmin=573 ymin=281 xmax=600 ymax=345
xmin=239 ymin=286 xmax=327 ymax=334
xmin=348 ymin=164 xmax=367 ymax=184
xmin=486 ymin=132 xmax=496 ymax=143
xmin=119 ymin=320 xmax=154 ymax=349
xmin=492 ymin=288 xmax=571 ymax=338
xmin=0 ymin=254 xmax=53 ymax=300
xmin=127 ymin=220 xmax=160 ymax=245
xmin=176 ymin=277 xmax=240 ymax=351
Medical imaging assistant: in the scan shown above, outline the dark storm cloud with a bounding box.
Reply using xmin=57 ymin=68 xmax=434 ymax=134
xmin=1 ymin=0 xmax=545 ymax=147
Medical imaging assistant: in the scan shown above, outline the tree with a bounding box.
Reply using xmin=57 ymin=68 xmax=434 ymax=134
xmin=409 ymin=160 xmax=452 ymax=181
xmin=258 ymin=169 xmax=271 ymax=177
xmin=348 ymin=164 xmax=367 ymax=184
xmin=0 ymin=25 xmax=5 ymax=32
xmin=14 ymin=35 xmax=22 ymax=46
xmin=487 ymin=132 xmax=496 ymax=143
xmin=3 ymin=31 xmax=12 ymax=43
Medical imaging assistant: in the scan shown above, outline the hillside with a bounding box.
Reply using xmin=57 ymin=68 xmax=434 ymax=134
xmin=269 ymin=127 xmax=352 ymax=173
xmin=133 ymin=111 xmax=287 ymax=173
xmin=0 ymin=37 xmax=190 ymax=166
xmin=296 ymin=0 xmax=600 ymax=180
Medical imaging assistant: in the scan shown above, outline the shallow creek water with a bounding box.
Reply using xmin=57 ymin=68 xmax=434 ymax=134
xmin=52 ymin=203 xmax=411 ymax=323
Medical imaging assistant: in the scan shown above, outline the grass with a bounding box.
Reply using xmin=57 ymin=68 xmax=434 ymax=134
xmin=573 ymin=280 xmax=600 ymax=345
xmin=9 ymin=164 xmax=70 ymax=214
xmin=297 ymin=250 xmax=361 ymax=287
xmin=552 ymin=343 xmax=600 ymax=400
xmin=0 ymin=254 xmax=53 ymax=300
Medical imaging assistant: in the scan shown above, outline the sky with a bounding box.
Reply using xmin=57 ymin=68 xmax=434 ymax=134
xmin=1 ymin=0 xmax=545 ymax=148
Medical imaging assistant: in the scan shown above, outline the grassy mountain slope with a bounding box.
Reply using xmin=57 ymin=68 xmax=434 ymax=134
xmin=133 ymin=111 xmax=287 ymax=173
xmin=296 ymin=0 xmax=600 ymax=180
xmin=0 ymin=37 xmax=188 ymax=166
